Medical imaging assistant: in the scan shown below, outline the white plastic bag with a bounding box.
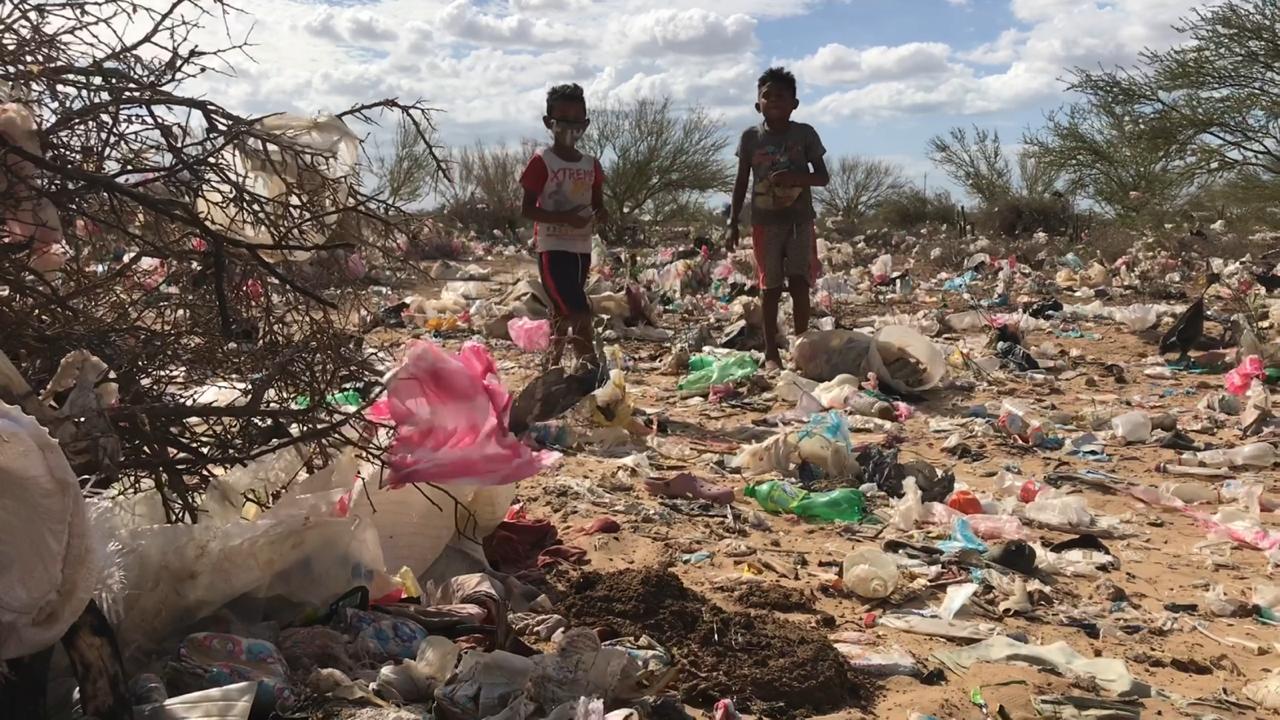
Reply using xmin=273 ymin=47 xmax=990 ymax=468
xmin=1025 ymin=495 xmax=1092 ymax=528
xmin=0 ymin=402 xmax=98 ymax=659
xmin=865 ymin=325 xmax=946 ymax=393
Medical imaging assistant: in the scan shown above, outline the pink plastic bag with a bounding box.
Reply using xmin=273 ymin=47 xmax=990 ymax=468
xmin=507 ymin=317 xmax=551 ymax=352
xmin=1226 ymin=355 xmax=1265 ymax=396
xmin=379 ymin=339 xmax=559 ymax=488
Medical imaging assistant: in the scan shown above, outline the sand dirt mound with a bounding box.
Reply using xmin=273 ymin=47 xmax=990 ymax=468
xmin=556 ymin=567 xmax=875 ymax=719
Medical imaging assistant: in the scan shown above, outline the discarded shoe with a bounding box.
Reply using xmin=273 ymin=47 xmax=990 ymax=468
xmin=644 ymin=473 xmax=734 ymax=506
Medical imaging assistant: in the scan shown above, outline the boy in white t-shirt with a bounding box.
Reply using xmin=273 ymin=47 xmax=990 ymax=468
xmin=519 ymin=83 xmax=607 ymax=368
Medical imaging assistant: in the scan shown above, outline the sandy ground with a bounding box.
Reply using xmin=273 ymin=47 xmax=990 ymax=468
xmin=419 ymin=254 xmax=1279 ymax=720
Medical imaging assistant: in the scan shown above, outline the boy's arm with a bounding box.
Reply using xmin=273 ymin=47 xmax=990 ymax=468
xmin=770 ymin=159 xmax=828 ymax=187
xmin=772 ymin=127 xmax=830 ymax=187
xmin=726 ymin=155 xmax=750 ymax=250
xmin=591 ymin=159 xmax=608 ymax=224
xmin=521 ymin=189 xmax=590 ymax=227
xmin=808 ymin=156 xmax=830 ymax=187
xmin=519 ymin=153 xmax=589 ymax=227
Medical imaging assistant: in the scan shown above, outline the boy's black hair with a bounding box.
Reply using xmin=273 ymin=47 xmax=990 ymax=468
xmin=757 ymin=66 xmax=797 ymax=97
xmin=545 ymin=83 xmax=586 ymax=115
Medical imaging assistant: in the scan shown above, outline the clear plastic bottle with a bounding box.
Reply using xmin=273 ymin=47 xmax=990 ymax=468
xmin=1178 ymin=443 xmax=1277 ymax=468
xmin=842 ymin=548 xmax=900 ymax=599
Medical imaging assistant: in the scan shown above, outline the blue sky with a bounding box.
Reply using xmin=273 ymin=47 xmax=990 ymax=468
xmin=152 ymin=0 xmax=1208 ymax=201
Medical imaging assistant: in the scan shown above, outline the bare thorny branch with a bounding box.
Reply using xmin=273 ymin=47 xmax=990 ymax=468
xmin=0 ymin=0 xmax=452 ymax=520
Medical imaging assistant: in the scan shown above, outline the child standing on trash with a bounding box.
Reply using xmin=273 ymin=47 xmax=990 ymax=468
xmin=726 ymin=66 xmax=829 ymax=371
xmin=520 ymin=83 xmax=608 ymax=368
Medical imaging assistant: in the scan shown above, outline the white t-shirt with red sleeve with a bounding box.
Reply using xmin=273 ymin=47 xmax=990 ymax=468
xmin=518 ymin=147 xmax=604 ymax=255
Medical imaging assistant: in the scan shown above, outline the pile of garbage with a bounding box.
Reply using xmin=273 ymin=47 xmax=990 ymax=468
xmin=9 ymin=222 xmax=1280 ymax=720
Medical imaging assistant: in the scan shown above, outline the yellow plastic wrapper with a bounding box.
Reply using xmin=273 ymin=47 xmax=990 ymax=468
xmin=588 ymin=369 xmax=634 ymax=428
xmin=395 ymin=566 xmax=423 ymax=600
xmin=425 ymin=315 xmax=461 ymax=331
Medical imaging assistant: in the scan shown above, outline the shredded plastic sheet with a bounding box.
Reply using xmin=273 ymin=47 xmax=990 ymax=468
xmin=933 ymin=636 xmax=1150 ymax=698
xmin=1225 ymin=354 xmax=1265 ymax=396
xmin=378 ymin=339 xmax=560 ymax=488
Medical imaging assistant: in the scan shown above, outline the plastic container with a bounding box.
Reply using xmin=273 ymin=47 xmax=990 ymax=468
xmin=1110 ymin=411 xmax=1152 ymax=444
xmin=1178 ymin=443 xmax=1277 ymax=468
xmin=794 ymin=489 xmax=867 ymax=523
xmin=744 ymin=480 xmax=806 ymax=514
xmin=842 ymin=548 xmax=900 ymax=599
xmin=1018 ymin=479 xmax=1043 ymax=503
xmin=946 ymin=490 xmax=983 ymax=515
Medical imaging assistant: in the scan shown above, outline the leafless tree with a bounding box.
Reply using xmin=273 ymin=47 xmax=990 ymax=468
xmin=815 ymin=156 xmax=908 ymax=221
xmin=926 ymin=126 xmax=1016 ymax=205
xmin=579 ymin=97 xmax=732 ymax=235
xmin=438 ymin=140 xmax=538 ymax=234
xmin=370 ymin=116 xmax=443 ymax=207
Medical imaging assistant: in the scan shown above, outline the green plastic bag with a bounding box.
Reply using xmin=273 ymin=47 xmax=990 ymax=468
xmin=678 ymin=353 xmax=758 ymax=393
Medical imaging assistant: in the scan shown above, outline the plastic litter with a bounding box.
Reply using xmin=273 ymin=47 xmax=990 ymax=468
xmin=831 ymin=639 xmax=920 ymax=677
xmin=865 ymin=325 xmax=946 ymax=394
xmin=1030 ymin=696 xmax=1141 ymax=720
xmin=507 ymin=317 xmax=552 ymax=352
xmin=792 ymin=329 xmax=873 ymax=381
xmin=1025 ymin=495 xmax=1093 ymax=529
xmin=744 ymin=480 xmax=868 ymax=523
xmin=378 ymin=339 xmax=560 ymax=487
xmin=933 ymin=636 xmax=1150 ymax=698
xmin=998 ymin=579 xmax=1033 ymax=616
xmin=134 ymin=681 xmax=256 ymax=720
xmin=938 ymin=582 xmax=978 ymax=621
xmin=678 ymin=353 xmax=758 ymax=394
xmin=1226 ymin=354 xmax=1265 ymax=396
xmin=0 ymin=400 xmax=98 ymax=659
xmin=1245 ymin=671 xmax=1280 ymax=710
xmin=842 ymin=548 xmax=900 ymax=599
xmin=1110 ymin=411 xmax=1151 ymax=444
xmin=938 ymin=517 xmax=988 ymax=554
xmin=874 ymin=615 xmax=1000 ymax=641
xmin=1178 ymin=443 xmax=1276 ymax=468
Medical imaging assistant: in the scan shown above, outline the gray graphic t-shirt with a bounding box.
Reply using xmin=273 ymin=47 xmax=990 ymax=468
xmin=735 ymin=121 xmax=826 ymax=226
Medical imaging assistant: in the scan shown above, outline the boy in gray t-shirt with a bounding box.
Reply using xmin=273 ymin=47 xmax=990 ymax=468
xmin=726 ymin=66 xmax=829 ymax=370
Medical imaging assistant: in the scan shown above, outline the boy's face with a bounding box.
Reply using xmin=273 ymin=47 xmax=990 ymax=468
xmin=543 ymin=100 xmax=589 ymax=148
xmin=755 ymin=81 xmax=798 ymax=124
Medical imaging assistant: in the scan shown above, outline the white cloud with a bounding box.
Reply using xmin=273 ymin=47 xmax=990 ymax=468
xmin=105 ymin=0 xmax=1220 ymax=160
xmin=792 ymin=42 xmax=954 ymax=85
xmin=438 ymin=0 xmax=570 ymax=45
xmin=804 ymin=0 xmax=1209 ymax=121
xmin=300 ymin=8 xmax=399 ymax=44
xmin=610 ymin=9 xmax=757 ymax=57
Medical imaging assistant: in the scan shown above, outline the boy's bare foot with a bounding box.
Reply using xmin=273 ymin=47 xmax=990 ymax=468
xmin=763 ymin=355 xmax=783 ymax=372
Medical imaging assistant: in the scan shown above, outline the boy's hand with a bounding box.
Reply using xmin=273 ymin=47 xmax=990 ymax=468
xmin=563 ymin=205 xmax=592 ymax=229
xmin=724 ymin=224 xmax=740 ymax=252
xmin=770 ymin=169 xmax=808 ymax=187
